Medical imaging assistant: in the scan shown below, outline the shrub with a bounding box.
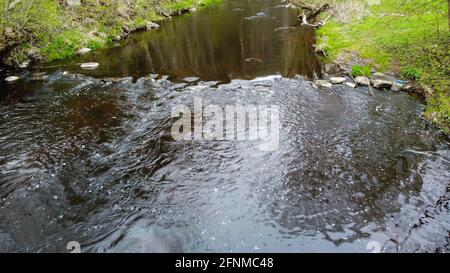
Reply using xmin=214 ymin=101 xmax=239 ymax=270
xmin=351 ymin=65 xmax=372 ymax=77
xmin=401 ymin=67 xmax=422 ymax=80
xmin=43 ymin=31 xmax=83 ymax=61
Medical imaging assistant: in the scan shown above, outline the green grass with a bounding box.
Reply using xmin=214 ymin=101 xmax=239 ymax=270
xmin=351 ymin=65 xmax=371 ymax=77
xmin=316 ymin=0 xmax=449 ymax=133
xmin=163 ymin=0 xmax=221 ymax=11
xmin=43 ymin=31 xmax=84 ymax=61
xmin=1 ymin=0 xmax=221 ymax=64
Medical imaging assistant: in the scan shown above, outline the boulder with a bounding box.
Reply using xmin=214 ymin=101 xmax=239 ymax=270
xmin=313 ymin=80 xmax=332 ymax=88
xmin=371 ymin=79 xmax=393 ymax=89
xmin=402 ymin=82 xmax=420 ymax=93
xmin=423 ymin=85 xmax=433 ymax=96
xmin=329 ymin=77 xmax=346 ymax=84
xmin=5 ymin=76 xmax=19 ymax=82
xmin=391 ymin=81 xmax=405 ymax=92
xmin=80 ymin=62 xmax=99 ymax=69
xmin=355 ymin=76 xmax=370 ymax=86
xmin=146 ymin=22 xmax=160 ymax=30
xmin=372 ymin=72 xmax=386 ymax=78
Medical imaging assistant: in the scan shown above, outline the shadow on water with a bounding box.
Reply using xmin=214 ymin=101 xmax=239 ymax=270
xmin=0 ymin=0 xmax=449 ymax=253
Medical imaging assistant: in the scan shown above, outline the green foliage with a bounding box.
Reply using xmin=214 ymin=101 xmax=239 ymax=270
xmin=317 ymin=0 xmax=449 ymax=132
xmin=1 ymin=0 xmax=221 ymax=63
xmin=43 ymin=31 xmax=83 ymax=61
xmin=351 ymin=65 xmax=371 ymax=77
xmin=400 ymin=67 xmax=423 ymax=80
xmin=86 ymin=39 xmax=103 ymax=50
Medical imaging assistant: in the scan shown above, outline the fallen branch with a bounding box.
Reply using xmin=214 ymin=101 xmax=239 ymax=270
xmin=307 ymin=4 xmax=330 ymax=21
xmin=292 ymin=1 xmax=331 ymax=27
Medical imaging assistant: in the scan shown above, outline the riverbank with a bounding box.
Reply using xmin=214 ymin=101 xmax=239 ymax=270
xmin=293 ymin=0 xmax=449 ymax=133
xmin=0 ymin=0 xmax=220 ymax=68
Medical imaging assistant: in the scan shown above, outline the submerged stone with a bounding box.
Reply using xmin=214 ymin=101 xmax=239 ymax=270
xmin=80 ymin=62 xmax=99 ymax=69
xmin=5 ymin=76 xmax=19 ymax=82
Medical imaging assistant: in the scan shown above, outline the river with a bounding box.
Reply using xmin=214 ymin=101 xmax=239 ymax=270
xmin=0 ymin=0 xmax=449 ymax=253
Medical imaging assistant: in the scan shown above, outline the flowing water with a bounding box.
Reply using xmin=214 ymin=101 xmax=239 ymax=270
xmin=1 ymin=0 xmax=449 ymax=253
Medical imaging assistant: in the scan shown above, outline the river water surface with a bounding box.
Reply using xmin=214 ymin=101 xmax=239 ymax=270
xmin=1 ymin=0 xmax=449 ymax=252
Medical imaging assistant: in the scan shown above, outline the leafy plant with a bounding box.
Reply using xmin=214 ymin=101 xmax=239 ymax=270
xmin=400 ymin=67 xmax=422 ymax=80
xmin=43 ymin=31 xmax=83 ymax=61
xmin=86 ymin=39 xmax=102 ymax=50
xmin=351 ymin=65 xmax=372 ymax=77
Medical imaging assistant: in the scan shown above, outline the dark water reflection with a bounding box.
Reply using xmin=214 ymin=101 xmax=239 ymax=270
xmin=0 ymin=0 xmax=450 ymax=253
xmin=54 ymin=0 xmax=320 ymax=81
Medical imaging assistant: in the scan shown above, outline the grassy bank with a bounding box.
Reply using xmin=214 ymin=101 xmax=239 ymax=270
xmin=0 ymin=0 xmax=220 ymax=65
xmin=299 ymin=0 xmax=449 ymax=133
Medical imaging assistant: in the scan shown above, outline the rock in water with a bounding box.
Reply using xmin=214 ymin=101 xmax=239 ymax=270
xmin=80 ymin=62 xmax=99 ymax=69
xmin=391 ymin=81 xmax=405 ymax=92
xmin=355 ymin=76 xmax=370 ymax=86
xmin=314 ymin=80 xmax=332 ymax=88
xmin=146 ymin=22 xmax=160 ymax=30
xmin=77 ymin=48 xmax=92 ymax=54
xmin=19 ymin=60 xmax=30 ymax=68
xmin=371 ymin=79 xmax=393 ymax=89
xmin=329 ymin=77 xmax=346 ymax=84
xmin=372 ymin=72 xmax=386 ymax=78
xmin=5 ymin=76 xmax=19 ymax=82
xmin=344 ymin=82 xmax=357 ymax=88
